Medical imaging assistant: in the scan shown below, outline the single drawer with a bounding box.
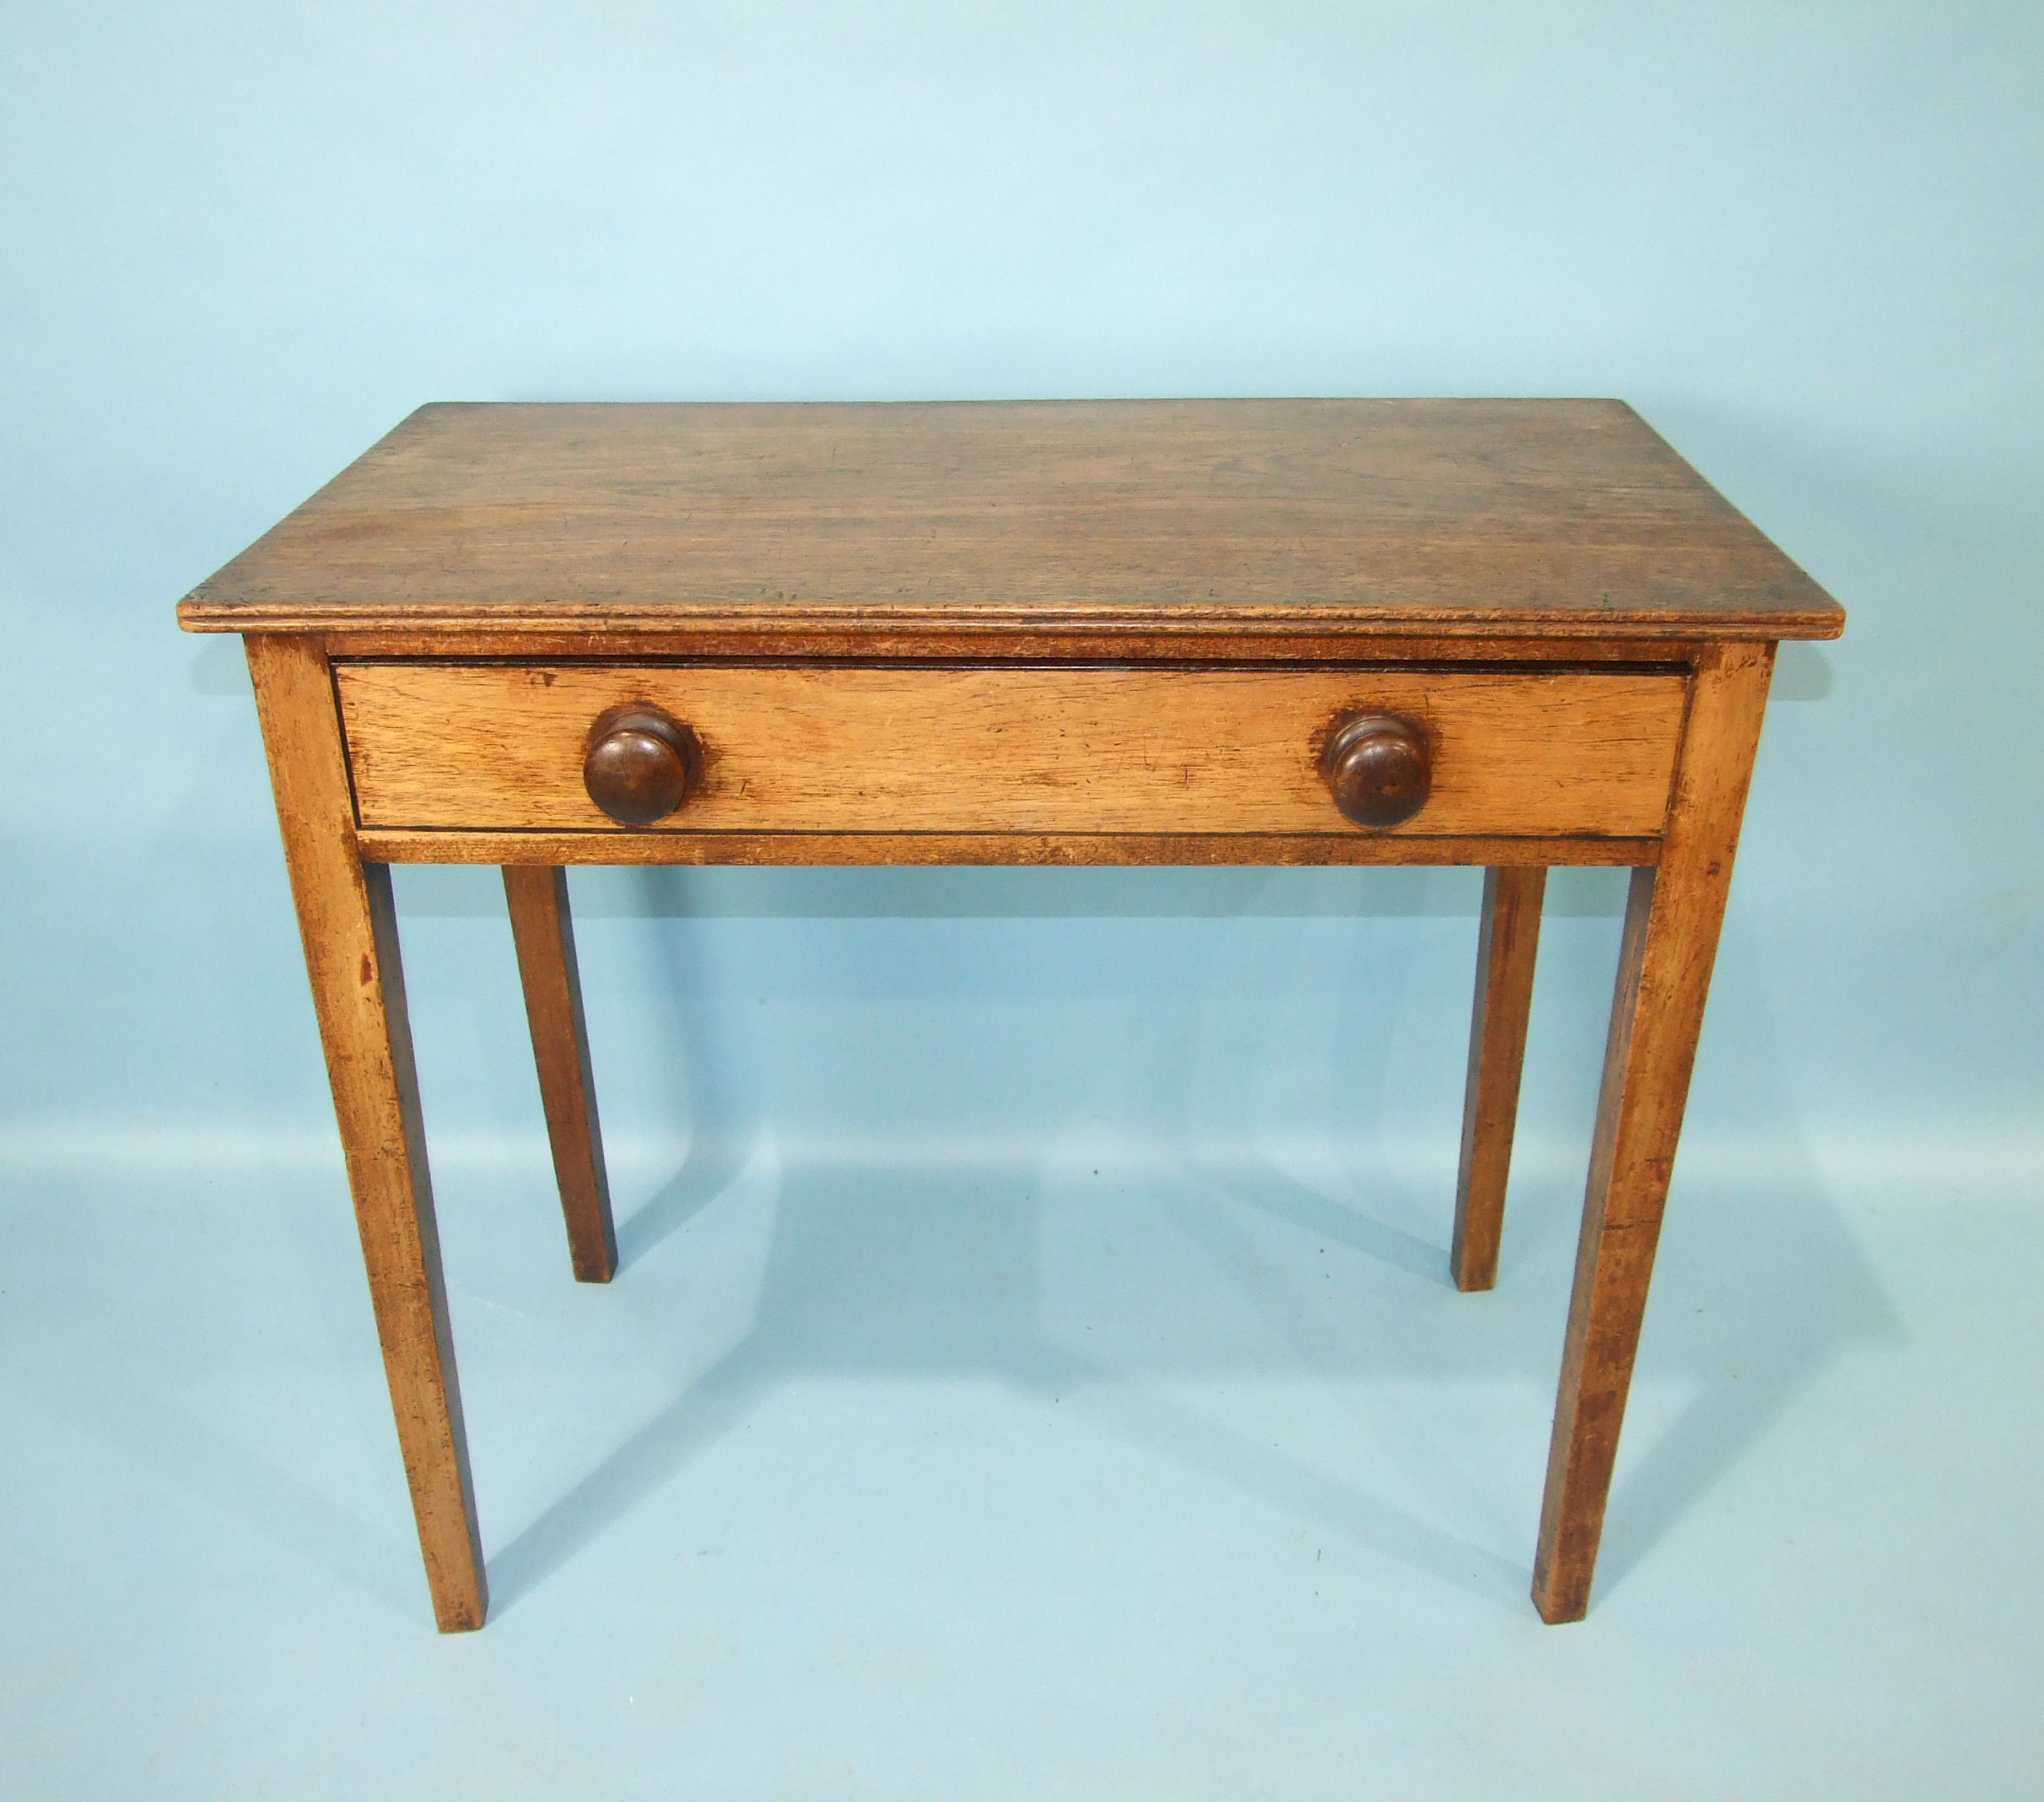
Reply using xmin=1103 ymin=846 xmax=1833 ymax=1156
xmin=335 ymin=662 xmax=1689 ymax=839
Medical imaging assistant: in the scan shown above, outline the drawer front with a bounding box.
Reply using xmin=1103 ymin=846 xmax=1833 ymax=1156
xmin=336 ymin=663 xmax=1688 ymax=839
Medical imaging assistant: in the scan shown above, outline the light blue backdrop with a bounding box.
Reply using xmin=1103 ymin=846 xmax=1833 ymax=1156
xmin=2 ymin=3 xmax=2036 ymax=1178
xmin=0 ymin=5 xmax=2038 ymax=1797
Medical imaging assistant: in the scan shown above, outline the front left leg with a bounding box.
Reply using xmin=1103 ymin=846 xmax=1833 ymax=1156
xmin=248 ymin=634 xmax=488 ymax=1632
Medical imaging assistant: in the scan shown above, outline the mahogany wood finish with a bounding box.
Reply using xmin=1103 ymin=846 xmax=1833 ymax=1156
xmin=503 ymin=866 xmax=617 ymax=1282
xmin=582 ymin=705 xmax=701 ymax=826
xmin=1322 ymin=712 xmax=1432 ymax=828
xmin=1452 ymin=867 xmax=1548 ymax=1291
xmin=243 ymin=634 xmax=488 ymax=1632
xmin=182 ymin=402 xmax=1841 ymax=1632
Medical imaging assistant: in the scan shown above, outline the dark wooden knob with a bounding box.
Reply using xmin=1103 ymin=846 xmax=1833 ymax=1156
xmin=583 ymin=706 xmax=701 ymax=825
xmin=1321 ymin=712 xmax=1431 ymax=828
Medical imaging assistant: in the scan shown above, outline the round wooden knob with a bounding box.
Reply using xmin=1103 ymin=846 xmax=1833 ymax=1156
xmin=583 ymin=706 xmax=702 ymax=825
xmin=1321 ymin=712 xmax=1431 ymax=828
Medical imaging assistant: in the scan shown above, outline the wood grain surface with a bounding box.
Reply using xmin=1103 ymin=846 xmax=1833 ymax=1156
xmin=186 ymin=401 xmax=1833 ymax=1631
xmin=245 ymin=634 xmax=488 ymax=1632
xmin=355 ymin=828 xmax=1662 ymax=867
xmin=1531 ymin=639 xmax=1777 ymax=1623
xmin=316 ymin=629 xmax=1707 ymax=664
xmin=336 ymin=663 xmax=1689 ymax=839
xmin=176 ymin=401 xmax=1843 ymax=642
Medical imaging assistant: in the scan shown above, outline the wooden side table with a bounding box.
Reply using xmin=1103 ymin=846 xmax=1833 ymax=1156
xmin=176 ymin=399 xmax=1842 ymax=1631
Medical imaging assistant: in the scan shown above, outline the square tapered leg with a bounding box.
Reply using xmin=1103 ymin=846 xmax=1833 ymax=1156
xmin=504 ymin=865 xmax=618 ymax=1283
xmin=248 ymin=634 xmax=488 ymax=1632
xmin=1452 ymin=866 xmax=1547 ymax=1291
xmin=1532 ymin=642 xmax=1775 ymax=1622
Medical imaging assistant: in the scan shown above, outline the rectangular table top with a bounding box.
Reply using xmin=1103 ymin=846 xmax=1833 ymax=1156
xmin=176 ymin=398 xmax=1842 ymax=643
